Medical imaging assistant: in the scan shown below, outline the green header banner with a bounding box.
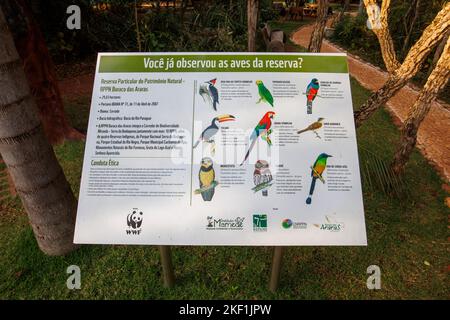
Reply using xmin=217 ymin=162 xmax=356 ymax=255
xmin=98 ymin=54 xmax=348 ymax=73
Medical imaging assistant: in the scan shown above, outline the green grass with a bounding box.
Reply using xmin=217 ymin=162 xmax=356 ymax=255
xmin=0 ymin=28 xmax=448 ymax=299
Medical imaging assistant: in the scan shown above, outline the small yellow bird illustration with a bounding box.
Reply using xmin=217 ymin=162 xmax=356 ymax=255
xmin=197 ymin=157 xmax=217 ymax=201
xmin=297 ymin=117 xmax=324 ymax=138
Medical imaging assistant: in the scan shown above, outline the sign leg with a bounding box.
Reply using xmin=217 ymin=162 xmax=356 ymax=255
xmin=158 ymin=245 xmax=175 ymax=288
xmin=269 ymin=246 xmax=284 ymax=292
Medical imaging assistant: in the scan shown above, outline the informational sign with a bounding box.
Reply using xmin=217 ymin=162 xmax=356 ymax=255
xmin=74 ymin=53 xmax=367 ymax=246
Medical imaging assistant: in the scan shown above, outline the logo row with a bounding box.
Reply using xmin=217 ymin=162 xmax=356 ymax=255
xmin=125 ymin=210 xmax=344 ymax=235
xmin=206 ymin=214 xmax=344 ymax=232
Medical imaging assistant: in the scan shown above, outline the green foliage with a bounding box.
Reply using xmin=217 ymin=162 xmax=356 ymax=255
xmin=33 ymin=0 xmax=137 ymax=62
xmin=359 ymin=147 xmax=409 ymax=199
xmin=330 ymin=1 xmax=450 ymax=103
xmin=33 ymin=0 xmax=279 ymax=60
xmin=331 ymin=13 xmax=384 ymax=67
xmin=138 ymin=3 xmax=248 ymax=52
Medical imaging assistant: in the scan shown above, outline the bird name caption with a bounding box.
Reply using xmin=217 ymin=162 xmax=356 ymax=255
xmin=178 ymin=303 xmax=271 ymax=318
xmin=143 ymin=56 xmax=303 ymax=71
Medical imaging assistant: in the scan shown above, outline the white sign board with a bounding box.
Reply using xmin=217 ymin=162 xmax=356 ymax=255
xmin=74 ymin=53 xmax=367 ymax=246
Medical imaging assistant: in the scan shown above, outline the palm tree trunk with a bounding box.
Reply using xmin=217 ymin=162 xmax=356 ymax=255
xmin=354 ymin=3 xmax=450 ymax=127
xmin=3 ymin=0 xmax=84 ymax=145
xmin=391 ymin=37 xmax=450 ymax=175
xmin=308 ymin=0 xmax=328 ymax=53
xmin=0 ymin=8 xmax=78 ymax=256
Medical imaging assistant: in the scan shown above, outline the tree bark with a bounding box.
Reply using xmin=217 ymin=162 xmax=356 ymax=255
xmin=308 ymin=0 xmax=328 ymax=53
xmin=334 ymin=0 xmax=350 ymax=26
xmin=3 ymin=0 xmax=84 ymax=145
xmin=134 ymin=0 xmax=142 ymax=52
xmin=391 ymin=37 xmax=450 ymax=175
xmin=247 ymin=0 xmax=259 ymax=52
xmin=308 ymin=0 xmax=328 ymax=52
xmin=401 ymin=0 xmax=420 ymax=57
xmin=363 ymin=0 xmax=400 ymax=73
xmin=0 ymin=8 xmax=78 ymax=256
xmin=358 ymin=0 xmax=364 ymax=15
xmin=354 ymin=2 xmax=450 ymax=127
xmin=180 ymin=0 xmax=188 ymax=24
xmin=427 ymin=31 xmax=449 ymax=78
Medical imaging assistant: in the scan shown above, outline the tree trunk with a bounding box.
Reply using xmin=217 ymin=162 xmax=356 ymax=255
xmin=354 ymin=3 xmax=450 ymax=127
xmin=391 ymin=37 xmax=450 ymax=175
xmin=180 ymin=0 xmax=188 ymax=24
xmin=247 ymin=0 xmax=259 ymax=52
xmin=308 ymin=0 xmax=328 ymax=53
xmin=3 ymin=0 xmax=84 ymax=145
xmin=427 ymin=31 xmax=449 ymax=78
xmin=134 ymin=0 xmax=142 ymax=52
xmin=358 ymin=0 xmax=364 ymax=15
xmin=334 ymin=0 xmax=350 ymax=26
xmin=364 ymin=0 xmax=400 ymax=73
xmin=401 ymin=0 xmax=420 ymax=57
xmin=0 ymin=8 xmax=78 ymax=256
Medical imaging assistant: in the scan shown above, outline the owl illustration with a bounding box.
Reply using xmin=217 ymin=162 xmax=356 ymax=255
xmin=253 ymin=160 xmax=272 ymax=196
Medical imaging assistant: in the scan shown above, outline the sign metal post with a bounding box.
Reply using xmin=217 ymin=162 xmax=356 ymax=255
xmin=269 ymin=246 xmax=284 ymax=292
xmin=159 ymin=245 xmax=175 ymax=287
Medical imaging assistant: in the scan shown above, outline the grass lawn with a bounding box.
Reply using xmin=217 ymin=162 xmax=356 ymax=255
xmin=0 ymin=25 xmax=448 ymax=299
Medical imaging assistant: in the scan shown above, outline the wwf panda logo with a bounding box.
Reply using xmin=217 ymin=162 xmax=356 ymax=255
xmin=127 ymin=210 xmax=143 ymax=229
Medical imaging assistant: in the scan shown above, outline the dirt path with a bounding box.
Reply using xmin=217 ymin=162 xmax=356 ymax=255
xmin=59 ymin=73 xmax=95 ymax=101
xmin=291 ymin=23 xmax=450 ymax=182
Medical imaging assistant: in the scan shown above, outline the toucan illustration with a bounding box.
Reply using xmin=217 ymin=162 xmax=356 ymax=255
xmin=193 ymin=114 xmax=235 ymax=156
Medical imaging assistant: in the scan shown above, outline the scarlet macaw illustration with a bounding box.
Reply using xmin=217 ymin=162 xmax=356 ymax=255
xmin=240 ymin=111 xmax=275 ymax=166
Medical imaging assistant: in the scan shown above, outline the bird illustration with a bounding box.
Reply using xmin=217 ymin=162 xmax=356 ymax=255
xmin=199 ymin=84 xmax=213 ymax=107
xmin=193 ymin=114 xmax=235 ymax=156
xmin=256 ymin=80 xmax=274 ymax=107
xmin=297 ymin=117 xmax=324 ymax=138
xmin=252 ymin=160 xmax=273 ymax=196
xmin=240 ymin=111 xmax=275 ymax=166
xmin=198 ymin=78 xmax=219 ymax=111
xmin=306 ymin=78 xmax=320 ymax=114
xmin=198 ymin=157 xmax=217 ymax=201
xmin=208 ymin=78 xmax=219 ymax=110
xmin=306 ymin=153 xmax=332 ymax=205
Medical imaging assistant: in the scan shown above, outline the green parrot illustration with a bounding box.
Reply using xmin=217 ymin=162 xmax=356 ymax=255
xmin=256 ymin=80 xmax=274 ymax=107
